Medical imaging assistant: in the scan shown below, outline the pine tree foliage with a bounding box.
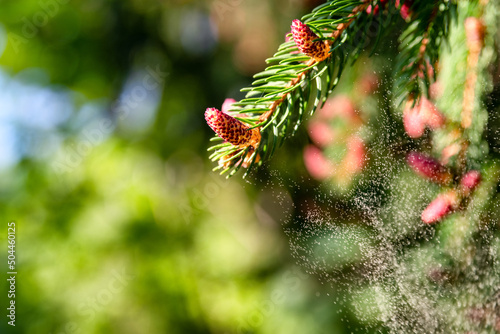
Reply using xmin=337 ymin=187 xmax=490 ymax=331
xmin=393 ymin=1 xmax=456 ymax=105
xmin=206 ymin=0 xmax=458 ymax=177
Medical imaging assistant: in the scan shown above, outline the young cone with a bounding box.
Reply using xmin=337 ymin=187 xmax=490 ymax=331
xmin=366 ymin=0 xmax=388 ymax=15
xmin=403 ymin=97 xmax=445 ymax=138
xmin=291 ymin=20 xmax=330 ymax=62
xmin=421 ymin=191 xmax=458 ymax=224
xmin=460 ymin=170 xmax=481 ymax=195
xmin=403 ymin=99 xmax=426 ymax=138
xmin=396 ymin=0 xmax=414 ymax=20
xmin=419 ymin=97 xmax=445 ymax=129
xmin=304 ymin=145 xmax=333 ymax=180
xmin=221 ymin=98 xmax=237 ymax=114
xmin=205 ymin=108 xmax=260 ymax=147
xmin=407 ymin=152 xmax=452 ymax=184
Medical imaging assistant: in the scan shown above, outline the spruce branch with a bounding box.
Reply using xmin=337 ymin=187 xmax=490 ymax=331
xmin=204 ymin=0 xmax=456 ymax=178
xmin=204 ymin=0 xmax=390 ymax=177
xmin=394 ymin=0 xmax=455 ymax=106
xmin=403 ymin=0 xmax=497 ymax=224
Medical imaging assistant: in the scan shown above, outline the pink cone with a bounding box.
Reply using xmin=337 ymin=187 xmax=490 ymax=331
xmin=403 ymin=97 xmax=445 ymax=138
xmin=318 ymin=95 xmax=358 ymax=121
xmin=221 ymin=98 xmax=237 ymax=113
xmin=308 ymin=121 xmax=336 ymax=147
xmin=421 ymin=192 xmax=457 ymax=224
xmin=304 ymin=145 xmax=333 ymax=180
xmin=343 ymin=136 xmax=366 ymax=173
xmin=419 ymin=97 xmax=445 ymax=129
xmin=366 ymin=4 xmax=378 ymax=15
xmin=205 ymin=107 xmax=260 ymax=146
xmin=396 ymin=0 xmax=414 ymax=20
xmin=460 ymin=170 xmax=481 ymax=194
xmin=403 ymin=103 xmax=426 ymax=138
xmin=366 ymin=0 xmax=388 ymax=15
xmin=407 ymin=152 xmax=452 ymax=184
xmin=291 ymin=20 xmax=330 ymax=62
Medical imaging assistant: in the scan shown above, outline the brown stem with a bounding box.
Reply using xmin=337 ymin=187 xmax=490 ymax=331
xmin=455 ymin=14 xmax=486 ymax=174
xmin=413 ymin=6 xmax=439 ymax=83
xmin=258 ymin=58 xmax=315 ymax=123
xmin=331 ymin=2 xmax=370 ymax=41
xmin=461 ymin=18 xmax=485 ymax=129
xmin=461 ymin=53 xmax=480 ymax=129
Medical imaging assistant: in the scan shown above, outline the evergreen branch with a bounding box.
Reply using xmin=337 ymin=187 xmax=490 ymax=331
xmin=205 ymin=0 xmax=458 ymax=177
xmin=205 ymin=0 xmax=388 ymax=177
xmin=393 ymin=0 xmax=456 ymax=106
xmin=257 ymin=58 xmax=315 ymax=124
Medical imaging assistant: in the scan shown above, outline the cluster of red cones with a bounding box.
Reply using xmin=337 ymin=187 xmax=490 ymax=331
xmin=407 ymin=152 xmax=481 ymax=224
